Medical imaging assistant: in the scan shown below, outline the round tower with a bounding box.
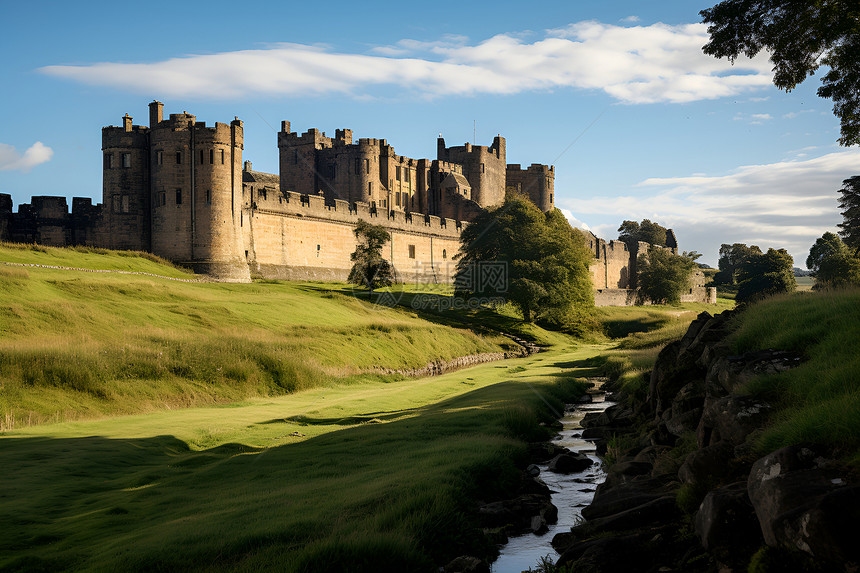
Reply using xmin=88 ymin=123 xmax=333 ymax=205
xmin=149 ymin=108 xmax=249 ymax=281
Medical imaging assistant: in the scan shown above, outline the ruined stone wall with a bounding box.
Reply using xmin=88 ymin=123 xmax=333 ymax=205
xmin=588 ymin=239 xmax=633 ymax=290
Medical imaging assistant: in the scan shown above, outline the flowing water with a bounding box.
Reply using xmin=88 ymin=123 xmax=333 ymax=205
xmin=491 ymin=392 xmax=613 ymax=573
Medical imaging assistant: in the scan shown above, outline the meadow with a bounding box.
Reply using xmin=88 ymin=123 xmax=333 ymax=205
xmin=0 ymin=243 xmax=516 ymax=430
xmin=6 ymin=243 xmax=852 ymax=571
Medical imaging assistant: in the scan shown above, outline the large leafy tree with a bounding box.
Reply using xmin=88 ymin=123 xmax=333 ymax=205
xmin=808 ymin=231 xmax=860 ymax=289
xmin=735 ymin=248 xmax=796 ymax=303
xmin=636 ymin=247 xmax=697 ymax=305
xmin=837 ymin=176 xmax=860 ymax=255
xmin=700 ymin=1 xmax=860 ymax=146
xmin=618 ymin=219 xmax=669 ymax=248
xmin=348 ymin=220 xmax=394 ymax=292
xmin=716 ymin=243 xmax=763 ymax=285
xmin=455 ymin=195 xmax=593 ymax=324
xmin=806 ymin=231 xmax=846 ymax=272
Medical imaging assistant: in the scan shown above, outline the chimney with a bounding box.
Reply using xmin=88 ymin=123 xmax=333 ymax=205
xmin=122 ymin=114 xmax=132 ymax=132
xmin=243 ymin=160 xmax=252 ymax=172
xmin=149 ymin=101 xmax=163 ymax=127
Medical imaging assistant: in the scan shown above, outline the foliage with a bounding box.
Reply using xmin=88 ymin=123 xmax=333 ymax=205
xmin=617 ymin=219 xmax=669 ymax=248
xmin=715 ymin=243 xmax=762 ymax=286
xmin=455 ymin=195 xmax=593 ymax=324
xmin=814 ymin=251 xmax=860 ymax=289
xmin=838 ymin=176 xmax=860 ymax=255
xmin=735 ymin=248 xmax=796 ymax=303
xmin=806 ymin=232 xmax=846 ymax=272
xmin=700 ymin=0 xmax=860 ymax=146
xmin=636 ymin=246 xmax=696 ymax=305
xmin=348 ymin=220 xmax=394 ymax=292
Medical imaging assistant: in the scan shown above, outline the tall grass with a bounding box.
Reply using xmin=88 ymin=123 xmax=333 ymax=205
xmin=0 ymin=247 xmax=514 ymax=429
xmin=729 ymin=289 xmax=860 ymax=463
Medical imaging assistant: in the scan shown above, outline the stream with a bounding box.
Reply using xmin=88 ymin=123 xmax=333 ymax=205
xmin=491 ymin=390 xmax=613 ymax=573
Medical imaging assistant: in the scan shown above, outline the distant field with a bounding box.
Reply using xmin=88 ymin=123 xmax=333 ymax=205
xmin=795 ymin=275 xmax=815 ymax=291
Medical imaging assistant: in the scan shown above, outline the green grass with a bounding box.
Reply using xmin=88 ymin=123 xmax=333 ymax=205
xmin=728 ymin=289 xmax=860 ymax=463
xmin=0 ymin=246 xmax=517 ymax=429
xmin=0 ymin=344 xmax=597 ymax=572
xmin=0 ymin=241 xmax=193 ymax=277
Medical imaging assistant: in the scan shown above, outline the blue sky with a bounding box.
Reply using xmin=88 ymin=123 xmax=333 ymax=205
xmin=1 ymin=0 xmax=856 ymax=268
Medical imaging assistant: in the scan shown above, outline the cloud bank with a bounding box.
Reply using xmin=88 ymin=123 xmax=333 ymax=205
xmin=560 ymin=149 xmax=860 ymax=267
xmin=40 ymin=22 xmax=771 ymax=103
xmin=0 ymin=142 xmax=53 ymax=173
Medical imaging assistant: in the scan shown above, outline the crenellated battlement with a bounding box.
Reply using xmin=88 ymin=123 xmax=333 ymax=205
xmin=248 ymin=188 xmax=463 ymax=239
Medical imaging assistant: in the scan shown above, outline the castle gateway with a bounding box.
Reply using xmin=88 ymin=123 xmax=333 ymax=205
xmin=0 ymin=102 xmax=714 ymax=304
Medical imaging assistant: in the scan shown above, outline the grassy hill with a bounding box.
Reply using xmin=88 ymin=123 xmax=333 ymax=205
xmin=0 ymin=243 xmax=518 ymax=430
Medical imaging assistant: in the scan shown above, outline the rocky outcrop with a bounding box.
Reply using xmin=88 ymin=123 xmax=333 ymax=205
xmin=555 ymin=310 xmax=856 ymax=573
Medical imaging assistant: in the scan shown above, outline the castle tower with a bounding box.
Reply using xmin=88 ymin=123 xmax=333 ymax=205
xmin=505 ymin=163 xmax=555 ymax=212
xmin=277 ymin=122 xmax=333 ymax=197
xmin=102 ymin=113 xmax=151 ymax=251
xmin=148 ymin=108 xmax=249 ymax=281
xmin=436 ymin=135 xmax=506 ymax=208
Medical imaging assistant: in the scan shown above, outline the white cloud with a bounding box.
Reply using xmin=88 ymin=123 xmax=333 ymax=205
xmin=559 ymin=149 xmax=860 ymax=267
xmin=0 ymin=142 xmax=53 ymax=173
xmin=561 ymin=208 xmax=591 ymax=231
xmin=620 ymin=16 xmax=640 ymax=23
xmin=40 ymin=22 xmax=772 ymax=104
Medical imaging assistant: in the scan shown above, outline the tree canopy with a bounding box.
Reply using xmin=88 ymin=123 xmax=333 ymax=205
xmin=837 ymin=176 xmax=860 ymax=256
xmin=700 ymin=1 xmax=860 ymax=146
xmin=715 ymin=243 xmax=762 ymax=286
xmin=807 ymin=231 xmax=860 ymax=289
xmin=636 ymin=247 xmax=697 ymax=305
xmin=735 ymin=247 xmax=796 ymax=303
xmin=348 ymin=220 xmax=394 ymax=292
xmin=806 ymin=232 xmax=846 ymax=273
xmin=455 ymin=195 xmax=593 ymax=326
xmin=617 ymin=219 xmax=669 ymax=248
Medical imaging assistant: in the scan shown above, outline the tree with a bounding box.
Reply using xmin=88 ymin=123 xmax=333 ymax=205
xmin=806 ymin=231 xmax=860 ymax=289
xmin=618 ymin=219 xmax=668 ymax=248
xmin=806 ymin=232 xmax=846 ymax=273
xmin=700 ymin=1 xmax=860 ymax=146
xmin=348 ymin=220 xmax=394 ymax=292
xmin=735 ymin=248 xmax=796 ymax=303
xmin=455 ymin=195 xmax=593 ymax=324
xmin=837 ymin=176 xmax=860 ymax=256
xmin=814 ymin=252 xmax=860 ymax=289
xmin=715 ymin=243 xmax=762 ymax=286
xmin=636 ymin=247 xmax=697 ymax=305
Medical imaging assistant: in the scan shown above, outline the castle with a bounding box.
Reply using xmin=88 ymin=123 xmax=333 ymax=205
xmin=0 ymin=101 xmax=714 ymax=304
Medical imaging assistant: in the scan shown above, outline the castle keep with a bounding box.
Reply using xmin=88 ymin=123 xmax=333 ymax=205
xmin=0 ymin=101 xmax=714 ymax=304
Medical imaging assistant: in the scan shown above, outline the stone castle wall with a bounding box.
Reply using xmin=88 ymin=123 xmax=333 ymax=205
xmin=0 ymin=102 xmax=715 ymax=305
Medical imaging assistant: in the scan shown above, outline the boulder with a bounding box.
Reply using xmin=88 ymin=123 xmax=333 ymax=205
xmin=556 ymin=531 xmax=654 ymax=571
xmin=444 ymin=556 xmax=490 ymax=573
xmin=579 ymin=495 xmax=679 ymax=534
xmin=697 ymin=394 xmax=771 ymax=448
xmin=582 ymin=475 xmax=675 ymax=521
xmin=694 ymin=481 xmax=762 ymax=557
xmin=478 ymin=493 xmax=557 ymax=532
xmin=747 ymin=445 xmax=857 ymax=568
xmin=678 ymin=441 xmax=735 ymax=486
xmin=527 ymin=442 xmax=570 ymax=463
xmin=548 ymin=452 xmax=594 ymax=474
